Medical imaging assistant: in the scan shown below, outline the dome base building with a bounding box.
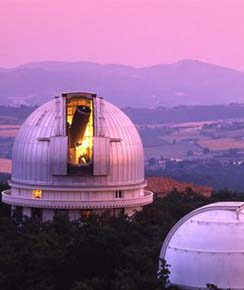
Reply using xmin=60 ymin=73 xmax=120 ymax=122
xmin=2 ymin=92 xmax=153 ymax=221
xmin=160 ymin=202 xmax=244 ymax=290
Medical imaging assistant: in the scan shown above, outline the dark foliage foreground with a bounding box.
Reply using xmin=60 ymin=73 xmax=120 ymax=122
xmin=0 ymin=184 xmax=242 ymax=290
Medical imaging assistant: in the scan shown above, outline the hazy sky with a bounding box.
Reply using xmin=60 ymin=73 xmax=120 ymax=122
xmin=1 ymin=0 xmax=244 ymax=70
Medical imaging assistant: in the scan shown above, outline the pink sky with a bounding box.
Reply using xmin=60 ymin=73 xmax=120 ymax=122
xmin=1 ymin=0 xmax=244 ymax=70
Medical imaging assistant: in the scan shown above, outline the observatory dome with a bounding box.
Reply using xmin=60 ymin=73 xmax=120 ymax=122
xmin=160 ymin=202 xmax=244 ymax=290
xmin=2 ymin=92 xmax=153 ymax=220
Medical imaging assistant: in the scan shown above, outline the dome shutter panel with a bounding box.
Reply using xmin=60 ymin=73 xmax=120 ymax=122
xmin=93 ymin=136 xmax=110 ymax=176
xmin=50 ymin=136 xmax=68 ymax=175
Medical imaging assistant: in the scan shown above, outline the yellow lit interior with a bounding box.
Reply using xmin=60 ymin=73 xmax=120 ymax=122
xmin=67 ymin=97 xmax=93 ymax=165
xmin=32 ymin=189 xmax=42 ymax=199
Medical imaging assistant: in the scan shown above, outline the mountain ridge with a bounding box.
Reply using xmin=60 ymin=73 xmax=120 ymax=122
xmin=1 ymin=59 xmax=244 ymax=107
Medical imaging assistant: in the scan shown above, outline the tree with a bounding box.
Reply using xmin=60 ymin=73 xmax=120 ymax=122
xmin=157 ymin=259 xmax=170 ymax=289
xmin=71 ymin=282 xmax=93 ymax=290
xmin=159 ymin=155 xmax=165 ymax=161
xmin=203 ymin=147 xmax=210 ymax=154
xmin=148 ymin=157 xmax=157 ymax=166
xmin=206 ymin=284 xmax=221 ymax=290
xmin=0 ymin=183 xmax=242 ymax=290
xmin=187 ymin=150 xmax=193 ymax=156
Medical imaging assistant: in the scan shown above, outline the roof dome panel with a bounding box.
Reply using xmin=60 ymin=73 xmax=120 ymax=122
xmin=11 ymin=93 xmax=144 ymax=187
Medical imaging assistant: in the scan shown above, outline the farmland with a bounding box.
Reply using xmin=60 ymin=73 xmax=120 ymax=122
xmin=199 ymin=138 xmax=244 ymax=151
xmin=0 ymin=158 xmax=11 ymax=173
xmin=0 ymin=125 xmax=19 ymax=162
xmin=0 ymin=125 xmax=20 ymax=137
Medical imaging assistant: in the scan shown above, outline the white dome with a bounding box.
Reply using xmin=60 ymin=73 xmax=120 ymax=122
xmin=160 ymin=202 xmax=244 ymax=290
xmin=12 ymin=94 xmax=144 ymax=186
xmin=2 ymin=92 xmax=153 ymax=219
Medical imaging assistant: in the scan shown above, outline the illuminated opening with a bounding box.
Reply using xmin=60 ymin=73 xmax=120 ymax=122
xmin=66 ymin=96 xmax=94 ymax=167
xmin=32 ymin=189 xmax=42 ymax=199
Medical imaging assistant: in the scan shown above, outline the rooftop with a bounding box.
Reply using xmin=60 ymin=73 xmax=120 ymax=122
xmin=146 ymin=176 xmax=213 ymax=197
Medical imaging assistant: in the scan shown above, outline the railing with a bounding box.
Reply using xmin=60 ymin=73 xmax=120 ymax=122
xmin=2 ymin=190 xmax=153 ymax=209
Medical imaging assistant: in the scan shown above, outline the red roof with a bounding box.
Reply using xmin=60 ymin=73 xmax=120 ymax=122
xmin=146 ymin=176 xmax=213 ymax=197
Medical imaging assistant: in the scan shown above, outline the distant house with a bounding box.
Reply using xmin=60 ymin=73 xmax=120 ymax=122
xmin=146 ymin=176 xmax=213 ymax=198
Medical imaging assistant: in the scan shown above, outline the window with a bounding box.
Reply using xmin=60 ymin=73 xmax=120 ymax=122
xmin=32 ymin=189 xmax=42 ymax=199
xmin=115 ymin=190 xmax=123 ymax=198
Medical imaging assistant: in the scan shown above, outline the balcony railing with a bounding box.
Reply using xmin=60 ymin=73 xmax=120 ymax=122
xmin=2 ymin=190 xmax=153 ymax=209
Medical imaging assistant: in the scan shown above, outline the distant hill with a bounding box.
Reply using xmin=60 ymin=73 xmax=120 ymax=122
xmin=124 ymin=104 xmax=244 ymax=124
xmin=2 ymin=103 xmax=244 ymax=126
xmin=1 ymin=59 xmax=244 ymax=107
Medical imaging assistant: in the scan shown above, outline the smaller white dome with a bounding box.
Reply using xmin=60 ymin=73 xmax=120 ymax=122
xmin=160 ymin=202 xmax=244 ymax=290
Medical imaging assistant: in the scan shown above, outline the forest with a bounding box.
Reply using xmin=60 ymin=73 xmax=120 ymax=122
xmin=0 ymin=183 xmax=241 ymax=290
